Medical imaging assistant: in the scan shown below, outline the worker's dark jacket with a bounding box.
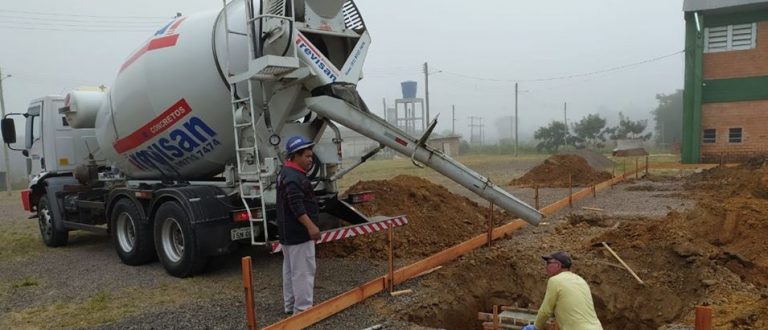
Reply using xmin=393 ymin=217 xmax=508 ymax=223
xmin=276 ymin=163 xmax=320 ymax=245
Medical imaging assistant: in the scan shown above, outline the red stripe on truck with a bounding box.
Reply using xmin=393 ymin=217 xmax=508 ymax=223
xmin=119 ymin=34 xmax=180 ymax=72
xmin=113 ymin=98 xmax=192 ymax=154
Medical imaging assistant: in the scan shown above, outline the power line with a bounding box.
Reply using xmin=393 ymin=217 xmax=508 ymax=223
xmin=434 ymin=50 xmax=684 ymax=83
xmin=0 ymin=24 xmax=154 ymax=33
xmin=0 ymin=9 xmax=173 ymax=20
xmin=0 ymin=20 xmax=160 ymax=29
xmin=0 ymin=14 xmax=168 ymax=25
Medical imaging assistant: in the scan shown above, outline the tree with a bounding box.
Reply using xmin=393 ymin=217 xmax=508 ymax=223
xmin=534 ymin=121 xmax=568 ymax=152
xmin=606 ymin=112 xmax=652 ymax=141
xmin=459 ymin=139 xmax=470 ymax=154
xmin=571 ymin=114 xmax=608 ymax=147
xmin=651 ymin=90 xmax=683 ymax=147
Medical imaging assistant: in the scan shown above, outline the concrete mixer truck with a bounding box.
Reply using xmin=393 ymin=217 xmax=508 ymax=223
xmin=1 ymin=0 xmax=543 ymax=277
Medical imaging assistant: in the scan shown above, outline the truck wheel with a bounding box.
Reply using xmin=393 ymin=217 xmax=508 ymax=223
xmin=153 ymin=201 xmax=207 ymax=278
xmin=111 ymin=198 xmax=155 ymax=265
xmin=37 ymin=195 xmax=68 ymax=247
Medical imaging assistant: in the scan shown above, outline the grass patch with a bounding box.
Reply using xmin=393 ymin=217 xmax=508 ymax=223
xmin=2 ymin=290 xmax=139 ymax=329
xmin=0 ymin=280 xmax=233 ymax=329
xmin=0 ymin=223 xmax=46 ymax=262
xmin=11 ymin=277 xmax=40 ymax=289
xmin=0 ymin=278 xmax=39 ymax=302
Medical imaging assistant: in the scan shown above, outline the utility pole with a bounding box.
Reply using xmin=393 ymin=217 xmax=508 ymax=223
xmin=563 ymin=102 xmax=568 ymax=130
xmin=423 ymin=62 xmax=430 ymax=124
xmin=514 ymin=82 xmax=519 ymax=157
xmin=0 ymin=68 xmax=12 ymax=194
xmin=452 ymin=104 xmax=455 ymax=135
xmin=469 ymin=116 xmax=484 ymax=145
xmin=563 ymin=102 xmax=568 ymax=149
xmin=382 ymin=97 xmax=386 ymax=119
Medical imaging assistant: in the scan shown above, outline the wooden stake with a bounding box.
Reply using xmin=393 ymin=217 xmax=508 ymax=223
xmin=645 ymin=155 xmax=649 ymax=176
xmin=623 ymin=160 xmax=627 ymax=178
xmin=635 ymin=158 xmax=639 ymax=179
xmin=389 ymin=289 xmax=413 ymax=297
xmin=387 ymin=226 xmax=394 ymax=293
xmin=611 ymin=164 xmax=615 ymax=189
xmin=592 ymin=185 xmax=596 ymax=198
xmin=568 ymin=174 xmax=573 ymax=208
xmin=488 ymin=202 xmax=494 ymax=247
xmin=493 ymin=305 xmax=500 ymax=330
xmin=534 ymin=185 xmax=540 ymax=210
xmin=695 ymin=305 xmax=712 ymax=330
xmin=500 ymin=306 xmax=538 ymax=313
xmin=241 ymin=256 xmax=257 ymax=330
xmin=601 ymin=242 xmax=644 ymax=285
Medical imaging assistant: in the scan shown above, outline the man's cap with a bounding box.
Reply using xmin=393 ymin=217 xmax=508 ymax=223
xmin=542 ymin=251 xmax=572 ymax=268
xmin=285 ymin=136 xmax=315 ymax=154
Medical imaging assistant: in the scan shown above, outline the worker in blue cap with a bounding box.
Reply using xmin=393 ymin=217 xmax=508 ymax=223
xmin=277 ymin=136 xmax=321 ymax=315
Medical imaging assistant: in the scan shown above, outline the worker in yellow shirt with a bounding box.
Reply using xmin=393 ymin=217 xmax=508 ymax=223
xmin=523 ymin=251 xmax=603 ymax=330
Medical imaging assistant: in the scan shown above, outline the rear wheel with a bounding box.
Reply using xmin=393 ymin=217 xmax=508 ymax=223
xmin=111 ymin=198 xmax=155 ymax=265
xmin=153 ymin=201 xmax=207 ymax=278
xmin=38 ymin=195 xmax=68 ymax=247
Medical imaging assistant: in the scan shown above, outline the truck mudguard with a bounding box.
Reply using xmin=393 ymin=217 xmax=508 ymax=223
xmin=149 ymin=185 xmax=239 ymax=256
xmin=148 ymin=185 xmax=230 ymax=225
xmin=42 ymin=176 xmax=80 ymax=232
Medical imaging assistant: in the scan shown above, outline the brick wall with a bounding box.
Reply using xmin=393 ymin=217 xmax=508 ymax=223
xmin=704 ymin=21 xmax=768 ymax=79
xmin=701 ymin=100 xmax=768 ymax=162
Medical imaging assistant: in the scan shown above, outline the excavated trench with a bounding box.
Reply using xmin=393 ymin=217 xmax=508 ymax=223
xmin=388 ymin=215 xmax=706 ymax=330
xmin=330 ymin=159 xmax=768 ymax=329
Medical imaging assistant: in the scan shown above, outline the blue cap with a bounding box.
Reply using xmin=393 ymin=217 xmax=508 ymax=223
xmin=542 ymin=251 xmax=572 ymax=268
xmin=285 ymin=136 xmax=315 ymax=154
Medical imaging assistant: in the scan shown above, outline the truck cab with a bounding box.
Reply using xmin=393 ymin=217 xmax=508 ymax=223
xmin=18 ymin=95 xmax=98 ymax=179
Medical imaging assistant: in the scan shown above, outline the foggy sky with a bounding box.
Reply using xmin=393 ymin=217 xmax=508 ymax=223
xmin=0 ymin=0 xmax=684 ymax=144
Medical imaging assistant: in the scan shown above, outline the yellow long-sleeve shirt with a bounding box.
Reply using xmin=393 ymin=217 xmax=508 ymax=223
xmin=534 ymin=271 xmax=603 ymax=330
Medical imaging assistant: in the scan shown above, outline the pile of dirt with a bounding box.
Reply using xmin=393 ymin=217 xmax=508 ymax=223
xmin=373 ymin=163 xmax=768 ymax=329
xmin=510 ymin=154 xmax=613 ymax=187
xmin=686 ymin=159 xmax=768 ymax=200
xmin=318 ymin=175 xmax=513 ymax=260
xmin=557 ymin=149 xmax=614 ymax=171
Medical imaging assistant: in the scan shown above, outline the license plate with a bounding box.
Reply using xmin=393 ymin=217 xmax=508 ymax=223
xmin=231 ymin=227 xmax=252 ymax=241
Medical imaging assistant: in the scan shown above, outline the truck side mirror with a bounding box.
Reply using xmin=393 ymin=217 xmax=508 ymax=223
xmin=1 ymin=118 xmax=16 ymax=144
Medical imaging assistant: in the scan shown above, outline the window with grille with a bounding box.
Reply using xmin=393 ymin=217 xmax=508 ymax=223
xmin=702 ymin=128 xmax=716 ymax=144
xmin=705 ymin=23 xmax=757 ymax=53
xmin=729 ymin=128 xmax=742 ymax=143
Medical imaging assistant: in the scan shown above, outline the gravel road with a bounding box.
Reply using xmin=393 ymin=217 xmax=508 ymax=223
xmin=0 ymin=174 xmax=693 ymax=329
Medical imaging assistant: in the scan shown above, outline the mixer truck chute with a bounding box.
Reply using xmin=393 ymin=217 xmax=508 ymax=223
xmin=1 ymin=0 xmax=542 ymax=278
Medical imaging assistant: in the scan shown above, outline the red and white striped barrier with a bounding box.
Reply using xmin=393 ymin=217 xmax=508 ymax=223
xmin=271 ymin=215 xmax=408 ymax=253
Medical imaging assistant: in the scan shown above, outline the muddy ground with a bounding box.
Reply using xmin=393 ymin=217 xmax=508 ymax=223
xmin=368 ymin=164 xmax=768 ymax=329
xmin=2 ymin=156 xmax=764 ymax=329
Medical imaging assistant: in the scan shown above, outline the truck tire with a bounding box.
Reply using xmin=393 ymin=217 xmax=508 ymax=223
xmin=153 ymin=201 xmax=207 ymax=278
xmin=111 ymin=198 xmax=156 ymax=265
xmin=37 ymin=195 xmax=68 ymax=247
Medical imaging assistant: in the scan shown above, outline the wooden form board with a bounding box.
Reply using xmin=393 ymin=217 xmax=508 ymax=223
xmin=264 ymin=166 xmax=655 ymax=329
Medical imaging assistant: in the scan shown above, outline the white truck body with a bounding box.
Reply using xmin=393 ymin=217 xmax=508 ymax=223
xmin=2 ymin=0 xmax=542 ymax=278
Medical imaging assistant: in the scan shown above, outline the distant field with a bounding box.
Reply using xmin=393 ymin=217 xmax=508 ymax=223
xmin=337 ymin=152 xmax=684 ymax=192
xmin=336 ymin=154 xmax=550 ymax=192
